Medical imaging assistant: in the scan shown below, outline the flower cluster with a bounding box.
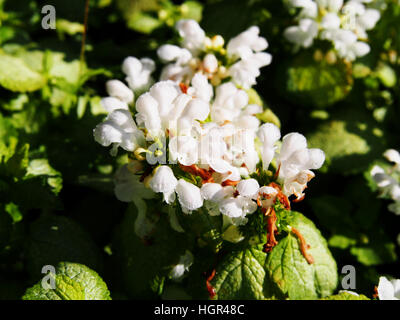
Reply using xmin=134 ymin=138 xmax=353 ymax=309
xmin=93 ymin=19 xmax=325 ymax=245
xmin=284 ymin=0 xmax=381 ymax=61
xmin=157 ymin=19 xmax=272 ymax=89
xmin=370 ymin=149 xmax=400 ymax=215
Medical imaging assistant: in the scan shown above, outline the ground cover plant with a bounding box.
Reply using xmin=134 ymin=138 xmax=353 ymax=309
xmin=0 ymin=0 xmax=400 ymax=300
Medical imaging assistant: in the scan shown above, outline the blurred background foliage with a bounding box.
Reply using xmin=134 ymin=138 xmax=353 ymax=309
xmin=0 ymin=0 xmax=399 ymax=299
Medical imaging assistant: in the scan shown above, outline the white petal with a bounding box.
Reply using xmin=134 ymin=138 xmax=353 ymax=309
xmin=157 ymin=44 xmax=191 ymax=64
xmin=101 ymin=97 xmax=129 ymax=113
xmin=150 ymin=166 xmax=178 ymax=194
xmin=122 ymin=56 xmax=142 ymax=77
xmin=135 ymin=92 xmax=162 ymax=134
xmin=378 ymin=277 xmax=396 ymax=300
xmin=203 ymin=53 xmax=218 ymax=73
xmin=219 ymin=197 xmax=245 ymax=218
xmin=201 ymin=183 xmax=223 ymax=201
xmin=106 ymin=80 xmax=134 ymax=104
xmin=169 ymin=136 xmax=199 ymax=166
xmin=149 ymin=81 xmax=180 ymax=117
xmin=280 ymin=132 xmax=308 ymax=161
xmin=237 ymin=179 xmax=260 ymax=198
xmin=384 ymin=149 xmax=400 ymax=165
xmin=93 ymin=122 xmax=122 ymax=147
xmin=176 ymin=19 xmax=206 ymax=52
xmin=307 ymin=148 xmax=326 ymax=169
xmin=258 ymin=123 xmax=281 ymax=146
xmin=176 ymin=179 xmax=203 ymax=212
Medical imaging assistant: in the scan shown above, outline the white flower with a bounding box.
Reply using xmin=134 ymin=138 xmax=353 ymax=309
xmin=277 ymin=133 xmax=325 ymax=199
xmin=157 ymin=44 xmax=192 ymax=64
xmin=371 ymin=165 xmax=393 ymax=189
xmin=377 ymin=276 xmax=400 ymax=300
xmin=100 ymin=97 xmax=129 ymax=113
xmin=258 ymin=123 xmax=281 ymax=170
xmin=226 ymin=26 xmax=271 ymax=88
xmin=331 ymin=29 xmax=370 ymax=61
xmin=203 ymin=53 xmax=218 ymax=73
xmin=158 ymin=45 xmax=193 ymax=82
xmin=219 ymin=195 xmax=258 ymax=221
xmin=316 ymin=0 xmax=343 ymax=12
xmin=383 ymin=149 xmax=400 ymax=165
xmin=175 ymin=179 xmax=203 ymax=213
xmin=176 ymin=19 xmax=206 ymax=53
xmin=169 ymin=135 xmax=199 ymax=166
xmin=285 ymin=0 xmax=379 ymax=61
xmin=284 ymin=18 xmax=319 ymax=48
xmin=170 ymin=250 xmax=194 ymax=282
xmin=257 ymin=186 xmax=278 ymax=208
xmin=201 ymin=183 xmax=224 ymax=201
xmin=122 ymin=56 xmax=155 ymax=92
xmin=106 ymin=80 xmax=134 ymax=104
xmin=136 ymin=80 xmax=210 ymax=138
xmin=224 ymin=126 xmax=259 ymax=174
xmin=357 ymin=8 xmax=380 ymax=31
xmin=93 ymin=109 xmax=145 ymax=156
xmin=150 ymin=166 xmax=178 ymax=204
xmin=289 ymin=0 xmax=318 ymax=18
xmin=187 ymin=73 xmax=213 ymax=103
xmin=211 ymin=82 xmax=248 ymax=123
xmin=321 ymin=12 xmax=341 ymax=30
xmin=236 ymin=179 xmax=260 ymax=198
xmin=229 ymin=52 xmax=272 ymax=89
xmin=227 ymin=26 xmax=268 ymax=59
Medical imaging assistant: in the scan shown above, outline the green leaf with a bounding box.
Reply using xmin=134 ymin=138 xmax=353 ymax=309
xmin=5 ymin=202 xmax=22 ymax=223
xmin=307 ymin=106 xmax=385 ymax=174
xmin=277 ymin=53 xmax=352 ymax=109
xmin=128 ymin=11 xmax=163 ymax=34
xmin=112 ymin=205 xmax=187 ymax=298
xmin=321 ymin=291 xmax=370 ymax=300
xmin=265 ymin=212 xmax=338 ymax=299
xmin=211 ymin=247 xmax=281 ymax=300
xmin=0 ymin=54 xmax=46 ymax=92
xmin=350 ymin=243 xmax=397 ymax=266
xmin=328 ymin=234 xmax=357 ymax=250
xmin=22 ymin=262 xmax=111 ymax=300
xmin=4 ymin=143 xmax=29 ymax=179
xmin=180 ymin=1 xmax=203 ymax=21
xmin=116 ymin=0 xmax=162 ymax=34
xmin=55 ymin=19 xmax=84 ymax=36
xmin=25 ymin=215 xmax=103 ymax=278
xmin=26 ymin=158 xmax=63 ymax=194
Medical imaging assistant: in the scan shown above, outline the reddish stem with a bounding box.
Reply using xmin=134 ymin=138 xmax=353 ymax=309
xmin=263 ymin=207 xmax=278 ymax=253
xmin=206 ymin=269 xmax=217 ymax=299
xmin=179 ymin=164 xmax=214 ymax=183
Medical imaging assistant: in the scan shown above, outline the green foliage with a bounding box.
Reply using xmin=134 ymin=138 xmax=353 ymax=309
xmin=265 ymin=212 xmax=338 ymax=299
xmin=0 ymin=54 xmax=46 ymax=92
xmin=321 ymin=291 xmax=370 ymax=300
xmin=117 ymin=0 xmax=203 ymax=34
xmin=0 ymin=0 xmax=398 ymax=301
xmin=112 ymin=205 xmax=188 ymax=298
xmin=277 ymin=52 xmax=352 ymax=109
xmin=211 ymin=247 xmax=281 ymax=300
xmin=25 ymin=215 xmax=103 ymax=278
xmin=22 ymin=262 xmax=111 ymax=300
xmin=307 ymin=105 xmax=385 ymax=174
